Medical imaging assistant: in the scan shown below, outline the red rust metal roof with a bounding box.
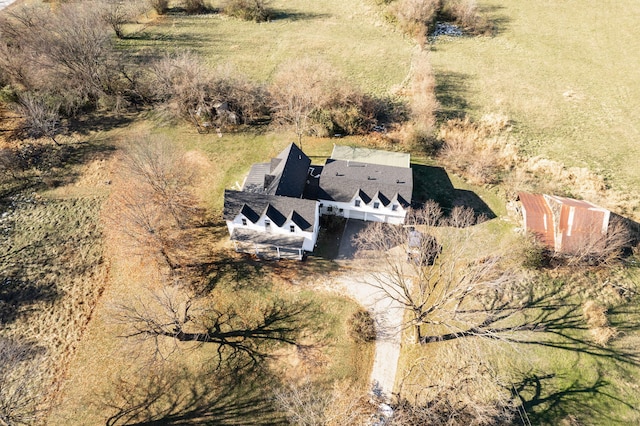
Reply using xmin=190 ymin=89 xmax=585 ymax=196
xmin=518 ymin=192 xmax=610 ymax=253
xmin=518 ymin=192 xmax=555 ymax=248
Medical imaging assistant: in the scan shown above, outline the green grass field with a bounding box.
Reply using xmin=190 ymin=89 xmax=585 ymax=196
xmin=431 ymin=0 xmax=640 ymax=192
xmin=122 ymin=0 xmax=415 ymax=94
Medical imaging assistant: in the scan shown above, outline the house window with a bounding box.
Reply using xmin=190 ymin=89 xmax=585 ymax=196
xmin=339 ymin=208 xmax=344 ymax=213
xmin=392 ymin=204 xmax=398 ymax=211
xmin=265 ymin=219 xmax=271 ymax=231
xmin=290 ymin=225 xmax=295 ymax=233
xmin=327 ymin=206 xmax=333 ymax=212
xmin=241 ymin=218 xmax=247 ymax=226
xmin=319 ymin=203 xmax=323 ymax=208
xmin=373 ymin=202 xmax=380 ymax=209
xmin=354 ymin=199 xmax=361 ymax=207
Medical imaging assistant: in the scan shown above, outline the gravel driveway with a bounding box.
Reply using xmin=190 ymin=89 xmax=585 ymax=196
xmin=330 ymin=219 xmax=404 ymax=400
xmin=336 ymin=273 xmax=404 ymax=400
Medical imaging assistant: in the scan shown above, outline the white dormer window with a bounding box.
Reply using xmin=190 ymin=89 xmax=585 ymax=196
xmin=373 ymin=202 xmax=380 ymax=209
xmin=290 ymin=225 xmax=295 ymax=233
xmin=354 ymin=199 xmax=361 ymax=207
xmin=241 ymin=218 xmax=247 ymax=226
xmin=392 ymin=204 xmax=398 ymax=211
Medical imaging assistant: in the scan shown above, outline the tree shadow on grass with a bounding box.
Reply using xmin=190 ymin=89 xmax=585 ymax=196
xmin=123 ymin=30 xmax=213 ymax=45
xmin=480 ymin=4 xmax=511 ymax=37
xmin=434 ymin=71 xmax=473 ymax=122
xmin=411 ymin=163 xmax=496 ymax=221
xmin=104 ymin=362 xmax=287 ymax=426
xmin=269 ymin=9 xmax=332 ymax=21
xmin=420 ymin=279 xmax=640 ymax=367
xmin=0 ymin=138 xmax=116 ymax=200
xmin=0 ymin=278 xmax=59 ymax=325
xmin=67 ymin=113 xmax=135 ymax=135
xmin=511 ymin=369 xmax=639 ymax=425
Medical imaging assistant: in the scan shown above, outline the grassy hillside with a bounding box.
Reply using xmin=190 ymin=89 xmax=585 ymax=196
xmin=431 ymin=0 xmax=640 ymax=192
xmin=123 ymin=0 xmax=415 ymax=94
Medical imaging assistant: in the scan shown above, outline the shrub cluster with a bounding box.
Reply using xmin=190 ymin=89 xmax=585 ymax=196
xmin=437 ymin=114 xmax=517 ymax=185
xmin=383 ymin=0 xmax=490 ymax=44
xmin=347 ymin=309 xmax=376 ymax=343
xmin=0 ymin=5 xmax=401 ymax=141
xmin=222 ymin=0 xmax=273 ymax=22
xmin=149 ymin=53 xmax=269 ymax=130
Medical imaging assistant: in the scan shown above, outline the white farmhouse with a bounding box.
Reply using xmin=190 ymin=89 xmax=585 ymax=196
xmin=317 ymin=146 xmax=413 ymax=225
xmin=223 ymin=143 xmax=413 ymax=259
xmin=224 ymin=143 xmax=318 ymax=260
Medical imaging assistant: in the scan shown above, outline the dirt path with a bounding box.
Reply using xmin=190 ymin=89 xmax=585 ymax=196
xmin=330 ymin=272 xmax=404 ymax=400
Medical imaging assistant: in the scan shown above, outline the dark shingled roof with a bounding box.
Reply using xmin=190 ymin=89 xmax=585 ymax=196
xmin=318 ymin=159 xmax=412 ymax=206
xmin=242 ymin=143 xmax=311 ymax=198
xmin=224 ymin=190 xmax=317 ymax=231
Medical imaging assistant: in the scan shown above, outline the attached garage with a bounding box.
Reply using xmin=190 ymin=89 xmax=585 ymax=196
xmin=369 ymin=213 xmax=387 ymax=223
xmin=347 ymin=210 xmax=366 ymax=221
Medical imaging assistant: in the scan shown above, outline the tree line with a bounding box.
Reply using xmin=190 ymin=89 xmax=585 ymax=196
xmin=0 ymin=1 xmax=407 ymax=148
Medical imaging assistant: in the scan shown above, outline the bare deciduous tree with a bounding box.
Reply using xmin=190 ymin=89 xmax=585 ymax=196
xmin=560 ymin=215 xmax=633 ymax=267
xmin=0 ymin=338 xmax=43 ymax=426
xmin=269 ymin=58 xmax=338 ymax=148
xmin=106 ymin=135 xmax=200 ymax=270
xmin=14 ymin=94 xmax=62 ymax=145
xmin=0 ymin=3 xmax=125 ymax=114
xmin=393 ymin=342 xmax=516 ymax=426
xmin=273 ymin=378 xmax=376 ymax=426
xmin=355 ymin=202 xmax=522 ymax=344
xmin=121 ymin=136 xmax=198 ymax=227
xmin=98 ymin=0 xmax=146 ymax=39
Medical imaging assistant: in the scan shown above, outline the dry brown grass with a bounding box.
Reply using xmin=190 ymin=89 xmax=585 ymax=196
xmin=0 ymin=194 xmax=108 ymax=423
xmin=388 ymin=0 xmax=439 ymax=45
xmin=396 ymin=340 xmax=516 ymax=425
xmin=437 ymin=113 xmax=640 ymax=221
xmin=438 ymin=114 xmax=517 ymax=185
xmin=408 ymin=49 xmax=438 ymax=130
xmin=583 ymin=300 xmax=618 ymax=346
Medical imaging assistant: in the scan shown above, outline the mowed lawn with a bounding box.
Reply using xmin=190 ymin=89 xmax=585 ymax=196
xmin=123 ymin=0 xmax=414 ymax=94
xmin=430 ymin=0 xmax=640 ymax=191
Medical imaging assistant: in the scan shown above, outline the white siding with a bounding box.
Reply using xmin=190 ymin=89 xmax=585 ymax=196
xmin=227 ymin=201 xmax=319 ymax=252
xmin=318 ymin=198 xmax=407 ymax=224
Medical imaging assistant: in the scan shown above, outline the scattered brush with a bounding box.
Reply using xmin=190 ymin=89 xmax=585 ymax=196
xmin=583 ymin=300 xmax=618 ymax=346
xmin=438 ymin=114 xmax=517 ymax=185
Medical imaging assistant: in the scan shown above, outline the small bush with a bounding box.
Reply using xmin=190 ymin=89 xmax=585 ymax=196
xmin=388 ymin=0 xmax=440 ymax=44
xmin=583 ymin=301 xmax=618 ymax=346
xmin=149 ymin=0 xmax=169 ymax=14
xmin=520 ymin=237 xmax=550 ymax=270
xmin=223 ymin=0 xmax=272 ymax=22
xmin=440 ymin=0 xmax=491 ymax=35
xmin=183 ymin=0 xmax=206 ymax=14
xmin=348 ymin=310 xmax=376 ymax=343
